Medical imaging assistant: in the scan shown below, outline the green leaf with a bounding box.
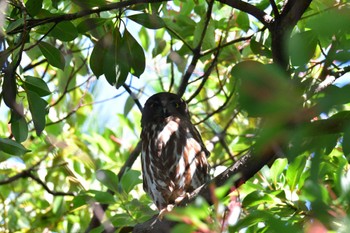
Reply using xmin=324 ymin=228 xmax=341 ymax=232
xmin=124 ymin=94 xmax=135 ymax=116
xmin=0 ymin=138 xmax=30 ymax=155
xmin=250 ymin=40 xmax=272 ymax=58
xmin=92 ymin=190 xmax=115 ymax=204
xmin=286 ymin=154 xmax=307 ymax=191
xmin=72 ymin=0 xmax=107 ymax=8
xmin=171 ymin=224 xmax=196 ymax=233
xmin=27 ymin=90 xmax=48 ymax=135
xmin=128 ymin=13 xmax=165 ymax=29
xmin=103 ymin=29 xmax=129 ymax=87
xmin=6 ymin=18 xmax=24 ymax=33
xmin=236 ymin=11 xmax=250 ymax=32
xmin=193 ymin=18 xmax=215 ymax=50
xmin=10 ymin=112 xmax=28 ymax=143
xmin=96 ymin=169 xmax=119 ymax=193
xmin=50 ymin=21 xmax=78 ymax=41
xmin=90 ymin=29 xmax=130 ymax=86
xmin=242 ymin=190 xmax=275 ymax=207
xmin=38 ymin=42 xmax=65 ymax=70
xmin=120 ymin=170 xmax=142 ymax=193
xmin=24 ymin=76 xmax=51 ymax=96
xmin=232 ymin=61 xmax=299 ymax=117
xmin=77 ymin=18 xmax=107 ymax=33
xmin=270 ymin=158 xmax=287 ymax=185
xmin=289 ymin=31 xmax=317 ymax=66
xmin=90 ymin=33 xmax=110 ymax=77
xmin=342 ymin=125 xmax=350 ymax=158
xmin=26 ymin=0 xmax=43 ymax=16
xmin=124 ymin=29 xmax=145 ymax=77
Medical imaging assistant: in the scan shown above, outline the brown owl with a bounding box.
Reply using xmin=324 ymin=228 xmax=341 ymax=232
xmin=140 ymin=92 xmax=210 ymax=214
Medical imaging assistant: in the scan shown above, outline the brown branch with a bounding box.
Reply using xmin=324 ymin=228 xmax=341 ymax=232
xmin=216 ymin=0 xmax=273 ymax=27
xmin=270 ymin=0 xmax=280 ymax=17
xmin=270 ymin=0 xmax=313 ymax=68
xmin=8 ymin=0 xmax=171 ymax=35
xmin=0 ymin=153 xmax=73 ymax=196
xmin=27 ymin=173 xmax=75 ymax=196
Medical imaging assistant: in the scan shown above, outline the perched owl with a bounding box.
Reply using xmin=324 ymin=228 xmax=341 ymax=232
xmin=140 ymin=92 xmax=210 ymax=213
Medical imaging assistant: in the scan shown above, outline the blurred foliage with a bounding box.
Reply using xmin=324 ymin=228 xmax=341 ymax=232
xmin=0 ymin=0 xmax=350 ymax=232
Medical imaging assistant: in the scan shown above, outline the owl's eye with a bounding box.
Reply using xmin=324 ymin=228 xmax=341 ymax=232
xmin=174 ymin=102 xmax=180 ymax=108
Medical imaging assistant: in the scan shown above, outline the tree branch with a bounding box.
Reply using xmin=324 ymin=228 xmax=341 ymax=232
xmin=216 ymin=0 xmax=273 ymax=26
xmin=270 ymin=0 xmax=313 ymax=68
xmin=177 ymin=0 xmax=214 ymax=97
xmin=8 ymin=0 xmax=171 ymax=35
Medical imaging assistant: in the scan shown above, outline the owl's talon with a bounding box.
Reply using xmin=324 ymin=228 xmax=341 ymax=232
xmin=157 ymin=204 xmax=174 ymax=220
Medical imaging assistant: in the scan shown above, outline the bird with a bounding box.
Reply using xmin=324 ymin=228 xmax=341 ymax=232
xmin=140 ymin=92 xmax=210 ymax=215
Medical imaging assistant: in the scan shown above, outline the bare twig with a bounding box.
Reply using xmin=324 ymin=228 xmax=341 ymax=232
xmin=177 ymin=0 xmax=215 ymax=97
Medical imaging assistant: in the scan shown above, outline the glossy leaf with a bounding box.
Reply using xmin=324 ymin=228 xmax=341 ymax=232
xmin=270 ymin=158 xmax=287 ymax=185
xmin=23 ymin=76 xmax=51 ymax=96
xmin=127 ymin=13 xmax=165 ymax=29
xmin=0 ymin=138 xmax=30 ymax=155
xmin=26 ymin=90 xmax=48 ymax=135
xmin=286 ymin=154 xmax=307 ymax=191
xmin=38 ymin=42 xmax=65 ymax=70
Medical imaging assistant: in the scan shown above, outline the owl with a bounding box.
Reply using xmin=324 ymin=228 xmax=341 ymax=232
xmin=140 ymin=92 xmax=210 ymax=214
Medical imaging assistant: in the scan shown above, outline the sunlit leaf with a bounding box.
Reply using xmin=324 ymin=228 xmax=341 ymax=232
xmin=236 ymin=11 xmax=250 ymax=32
xmin=270 ymin=158 xmax=287 ymax=185
xmin=242 ymin=190 xmax=275 ymax=207
xmin=286 ymin=154 xmax=307 ymax=191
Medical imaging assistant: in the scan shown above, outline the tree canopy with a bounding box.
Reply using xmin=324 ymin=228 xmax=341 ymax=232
xmin=1 ymin=0 xmax=350 ymax=232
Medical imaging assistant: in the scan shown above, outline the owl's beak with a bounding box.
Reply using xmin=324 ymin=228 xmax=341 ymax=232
xmin=162 ymin=107 xmax=169 ymax=116
xmin=160 ymin=100 xmax=168 ymax=116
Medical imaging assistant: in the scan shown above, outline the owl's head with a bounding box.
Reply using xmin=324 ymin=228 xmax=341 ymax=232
xmin=141 ymin=92 xmax=189 ymax=127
